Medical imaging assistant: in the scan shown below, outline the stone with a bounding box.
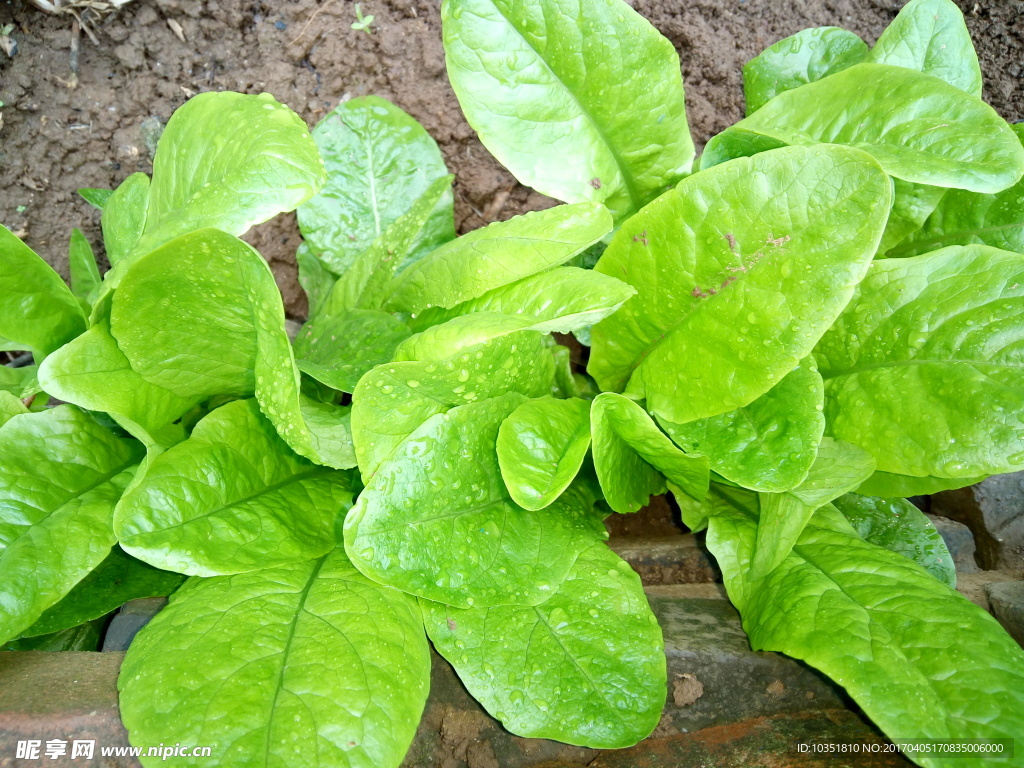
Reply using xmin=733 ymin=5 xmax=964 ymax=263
xmin=138 ymin=116 xmax=163 ymax=161
xmin=985 ymin=581 xmax=1024 ymax=647
xmin=672 ymin=674 xmax=704 ymax=707
xmin=649 ymin=591 xmax=843 ymax=736
xmin=932 ymin=474 xmax=1024 ymax=571
xmin=101 ymin=598 xmax=167 ymax=653
xmin=926 ymin=514 xmax=980 ymax=573
xmin=955 ymin=570 xmax=1021 ymax=612
xmin=609 ymin=535 xmax=720 ymax=585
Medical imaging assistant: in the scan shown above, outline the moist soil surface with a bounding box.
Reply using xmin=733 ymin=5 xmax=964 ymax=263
xmin=2 ymin=0 xmax=1022 ymax=318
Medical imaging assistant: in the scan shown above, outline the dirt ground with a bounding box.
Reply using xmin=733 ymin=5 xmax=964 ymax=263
xmin=0 ymin=0 xmax=1021 ymax=319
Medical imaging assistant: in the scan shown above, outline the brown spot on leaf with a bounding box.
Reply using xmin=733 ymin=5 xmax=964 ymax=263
xmin=447 ymin=617 xmax=457 ymax=632
xmin=724 ymin=232 xmax=738 ymax=252
xmin=589 ymin=177 xmax=602 ymax=189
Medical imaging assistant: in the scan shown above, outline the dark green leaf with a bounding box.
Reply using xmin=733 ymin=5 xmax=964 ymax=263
xmin=743 ymin=27 xmax=867 ymax=114
xmin=833 ymin=494 xmax=956 ymax=588
xmin=22 ymin=547 xmax=184 ymax=637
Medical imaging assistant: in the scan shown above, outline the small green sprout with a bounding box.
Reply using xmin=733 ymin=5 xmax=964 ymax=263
xmin=351 ymin=3 xmax=374 ymax=34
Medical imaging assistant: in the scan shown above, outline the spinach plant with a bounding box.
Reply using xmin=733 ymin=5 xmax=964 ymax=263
xmin=0 ymin=0 xmax=1022 ymax=766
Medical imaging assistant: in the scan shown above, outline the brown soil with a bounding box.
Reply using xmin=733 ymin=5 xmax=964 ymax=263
xmin=2 ymin=0 xmax=1021 ymax=319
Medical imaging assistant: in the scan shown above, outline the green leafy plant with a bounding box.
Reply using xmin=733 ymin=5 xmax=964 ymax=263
xmin=1 ymin=0 xmax=1023 ymax=765
xmin=351 ymin=2 xmax=374 ymax=34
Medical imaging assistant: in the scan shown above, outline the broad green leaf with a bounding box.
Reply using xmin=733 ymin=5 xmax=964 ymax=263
xmin=442 ymin=0 xmax=694 ymax=220
xmin=497 ymin=396 xmax=591 ymax=510
xmin=868 ymin=0 xmax=982 ymax=97
xmin=589 ymin=145 xmax=890 ymax=423
xmin=743 ymin=27 xmax=868 ymax=114
xmin=833 ymin=493 xmax=955 ymax=588
xmin=345 ymin=393 xmax=606 ymax=608
xmin=320 ymin=175 xmax=456 ymax=315
xmin=660 ymin=358 xmax=824 ymax=493
xmin=137 ymin=92 xmax=325 ymax=256
xmin=591 ymin=393 xmax=709 ymax=513
xmin=385 ymin=203 xmax=612 ymax=313
xmin=101 ymin=172 xmax=150 ymax=266
xmin=856 ymin=471 xmax=985 ymax=498
xmin=120 ymin=547 xmax=430 ymax=768
xmin=888 ymin=124 xmax=1024 ymax=258
xmin=297 ymin=96 xmax=453 ymax=275
xmin=0 ymin=392 xmax=28 ymax=426
xmin=705 ymin=500 xmax=1024 ymax=757
xmin=110 ymin=230 xmax=265 ymax=399
xmin=78 ymin=187 xmax=112 ymax=209
xmin=68 ymin=228 xmax=101 ymax=304
xmin=815 ymin=245 xmax=1024 ymax=478
xmin=22 ymin=546 xmax=185 ymax=637
xmin=422 ymin=542 xmax=665 ymax=748
xmin=0 ymin=406 xmax=142 ymax=644
xmin=867 ymin=0 xmax=982 ymax=252
xmin=702 ymin=64 xmax=1023 ymax=194
xmin=115 ymin=399 xmax=356 ymax=576
xmin=408 ymin=267 xmax=635 ymax=334
xmin=109 ymin=227 xmax=357 ymax=468
xmin=294 ymin=310 xmax=411 ymax=394
xmin=0 ymin=224 xmax=86 ymax=359
xmin=752 ymin=437 xmax=875 ymax=577
xmin=352 ymin=331 xmax=554 ymax=480
xmin=38 ymin=317 xmax=199 ymax=446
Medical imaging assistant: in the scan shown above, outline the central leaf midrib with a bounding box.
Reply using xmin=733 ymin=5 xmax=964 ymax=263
xmin=137 ymin=467 xmax=333 ymax=536
xmin=365 ymin=496 xmax=507 ymax=535
xmin=3 ymin=459 xmax=136 ymax=553
xmin=484 ymin=0 xmax=642 ymax=208
xmin=263 ymin=556 xmax=327 ymax=766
